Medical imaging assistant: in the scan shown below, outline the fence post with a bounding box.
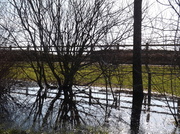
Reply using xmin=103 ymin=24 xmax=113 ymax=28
xmin=143 ymin=94 xmax=147 ymax=110
xmin=114 ymin=97 xmax=117 ymax=109
xmin=148 ymin=72 xmax=151 ymax=109
xmin=146 ymin=112 xmax=150 ymax=122
xmin=9 ymin=45 xmax=12 ymax=51
xmin=26 ymin=87 xmax=28 ymax=96
xmin=89 ymin=88 xmax=92 ymax=105
xmin=145 ymin=42 xmax=151 ymax=110
xmin=145 ymin=72 xmax=152 ymax=122
xmin=146 ymin=72 xmax=151 ymax=123
xmin=117 ymin=43 xmax=119 ymax=50
xmin=177 ymin=99 xmax=180 ymax=122
xmin=27 ymin=45 xmax=30 ymax=51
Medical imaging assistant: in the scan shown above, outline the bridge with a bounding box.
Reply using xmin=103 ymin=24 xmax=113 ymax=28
xmin=0 ymin=44 xmax=180 ymax=65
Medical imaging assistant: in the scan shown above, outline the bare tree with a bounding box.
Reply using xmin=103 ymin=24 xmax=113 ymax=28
xmin=155 ymin=0 xmax=180 ymax=46
xmin=153 ymin=0 xmax=180 ymax=127
xmin=157 ymin=0 xmax=180 ymax=17
xmin=6 ymin=0 xmax=133 ymax=129
xmin=139 ymin=0 xmax=180 ymax=128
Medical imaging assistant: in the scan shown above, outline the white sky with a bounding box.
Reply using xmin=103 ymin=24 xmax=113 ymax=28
xmin=143 ymin=0 xmax=180 ymax=45
xmin=0 ymin=0 xmax=179 ymax=50
xmin=112 ymin=0 xmax=180 ymax=50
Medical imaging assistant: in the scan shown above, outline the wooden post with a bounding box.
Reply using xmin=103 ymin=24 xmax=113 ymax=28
xmin=143 ymin=94 xmax=147 ymax=110
xmin=146 ymin=112 xmax=150 ymax=122
xmin=27 ymin=45 xmax=30 ymax=51
xmin=117 ymin=43 xmax=119 ymax=50
xmin=118 ymin=91 xmax=121 ymax=108
xmin=177 ymin=99 xmax=180 ymax=122
xmin=89 ymin=88 xmax=92 ymax=105
xmin=146 ymin=73 xmax=151 ymax=122
xmin=26 ymin=87 xmax=28 ymax=96
xmin=146 ymin=43 xmax=149 ymax=53
xmin=9 ymin=45 xmax=12 ymax=51
xmin=114 ymin=97 xmax=117 ymax=109
xmin=148 ymin=72 xmax=151 ymax=109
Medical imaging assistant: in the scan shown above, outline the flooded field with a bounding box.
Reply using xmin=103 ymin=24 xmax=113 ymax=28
xmin=1 ymin=85 xmax=180 ymax=134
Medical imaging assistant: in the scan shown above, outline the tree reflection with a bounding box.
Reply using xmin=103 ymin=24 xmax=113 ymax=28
xmin=26 ymin=86 xmax=96 ymax=130
xmin=41 ymin=86 xmax=81 ymax=130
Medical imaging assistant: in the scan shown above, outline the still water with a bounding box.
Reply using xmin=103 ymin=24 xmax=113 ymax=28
xmin=2 ymin=86 xmax=180 ymax=134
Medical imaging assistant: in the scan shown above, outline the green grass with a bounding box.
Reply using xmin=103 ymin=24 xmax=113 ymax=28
xmin=11 ymin=63 xmax=180 ymax=96
xmin=0 ymin=126 xmax=108 ymax=134
xmin=142 ymin=66 xmax=180 ymax=96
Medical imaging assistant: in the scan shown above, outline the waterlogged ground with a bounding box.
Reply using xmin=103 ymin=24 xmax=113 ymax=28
xmin=3 ymin=85 xmax=180 ymax=134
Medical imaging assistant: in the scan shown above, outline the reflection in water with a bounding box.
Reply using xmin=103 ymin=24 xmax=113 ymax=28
xmin=1 ymin=86 xmax=180 ymax=133
xmin=0 ymin=94 xmax=30 ymax=129
xmin=0 ymin=96 xmax=11 ymax=126
xmin=143 ymin=94 xmax=151 ymax=123
xmin=130 ymin=90 xmax=144 ymax=134
xmin=25 ymin=86 xmax=83 ymax=131
xmin=172 ymin=127 xmax=180 ymax=134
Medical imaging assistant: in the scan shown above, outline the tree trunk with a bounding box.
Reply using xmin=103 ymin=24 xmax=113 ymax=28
xmin=131 ymin=0 xmax=144 ymax=133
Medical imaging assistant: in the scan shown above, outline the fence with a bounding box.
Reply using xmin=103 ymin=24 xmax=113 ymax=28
xmin=10 ymin=86 xmax=180 ymax=118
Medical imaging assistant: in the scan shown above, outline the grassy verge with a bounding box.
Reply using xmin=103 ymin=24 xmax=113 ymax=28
xmin=0 ymin=126 xmax=108 ymax=134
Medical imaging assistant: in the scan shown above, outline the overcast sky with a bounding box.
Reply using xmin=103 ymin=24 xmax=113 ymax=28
xmin=0 ymin=0 xmax=179 ymax=48
xmin=113 ymin=0 xmax=179 ymax=48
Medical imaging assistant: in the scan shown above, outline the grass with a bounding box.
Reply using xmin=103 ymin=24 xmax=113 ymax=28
xmin=142 ymin=65 xmax=180 ymax=96
xmin=0 ymin=125 xmax=108 ymax=134
xmin=11 ymin=63 xmax=180 ymax=96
